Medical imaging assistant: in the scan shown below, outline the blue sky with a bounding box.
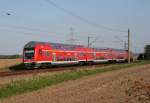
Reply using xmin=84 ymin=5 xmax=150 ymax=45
xmin=0 ymin=0 xmax=150 ymax=54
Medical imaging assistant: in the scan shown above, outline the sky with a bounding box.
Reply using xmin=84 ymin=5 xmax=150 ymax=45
xmin=0 ymin=0 xmax=150 ymax=54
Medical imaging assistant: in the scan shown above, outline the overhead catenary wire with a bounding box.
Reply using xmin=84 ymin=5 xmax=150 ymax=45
xmin=44 ymin=0 xmax=127 ymax=33
xmin=0 ymin=24 xmax=55 ymax=34
xmin=0 ymin=24 xmax=110 ymax=44
xmin=0 ymin=28 xmax=64 ymax=38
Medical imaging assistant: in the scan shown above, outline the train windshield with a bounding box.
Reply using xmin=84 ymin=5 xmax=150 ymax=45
xmin=24 ymin=50 xmax=34 ymax=59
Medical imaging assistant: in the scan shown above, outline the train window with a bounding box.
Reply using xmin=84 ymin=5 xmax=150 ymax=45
xmin=79 ymin=52 xmax=85 ymax=56
xmin=51 ymin=43 xmax=79 ymax=50
xmin=46 ymin=52 xmax=50 ymax=56
xmin=69 ymin=58 xmax=71 ymax=61
xmin=64 ymin=58 xmax=67 ymax=61
xmin=39 ymin=49 xmax=42 ymax=55
xmin=96 ymin=57 xmax=105 ymax=60
xmin=66 ymin=58 xmax=68 ymax=61
xmin=43 ymin=51 xmax=50 ymax=57
xmin=90 ymin=53 xmax=95 ymax=57
xmin=117 ymin=56 xmax=124 ymax=59
xmin=57 ymin=57 xmax=60 ymax=61
xmin=104 ymin=53 xmax=109 ymax=56
xmin=93 ymin=53 xmax=95 ymax=56
xmin=61 ymin=58 xmax=64 ymax=61
xmin=56 ymin=57 xmax=59 ymax=61
xmin=24 ymin=50 xmax=34 ymax=59
xmin=52 ymin=53 xmax=56 ymax=61
xmin=67 ymin=58 xmax=69 ymax=61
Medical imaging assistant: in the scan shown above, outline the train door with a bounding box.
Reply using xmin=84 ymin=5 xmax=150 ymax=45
xmin=52 ymin=53 xmax=56 ymax=61
xmin=94 ymin=52 xmax=96 ymax=60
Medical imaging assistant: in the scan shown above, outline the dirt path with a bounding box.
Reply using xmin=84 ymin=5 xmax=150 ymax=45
xmin=0 ymin=64 xmax=150 ymax=103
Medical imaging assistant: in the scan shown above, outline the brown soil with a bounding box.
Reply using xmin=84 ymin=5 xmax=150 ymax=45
xmin=0 ymin=59 xmax=21 ymax=71
xmin=0 ymin=64 xmax=150 ymax=103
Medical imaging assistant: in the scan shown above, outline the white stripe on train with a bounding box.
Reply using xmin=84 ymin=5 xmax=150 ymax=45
xmin=24 ymin=58 xmax=126 ymax=64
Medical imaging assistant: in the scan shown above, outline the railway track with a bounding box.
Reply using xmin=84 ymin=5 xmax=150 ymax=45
xmin=0 ymin=67 xmax=75 ymax=77
xmin=0 ymin=64 xmax=110 ymax=77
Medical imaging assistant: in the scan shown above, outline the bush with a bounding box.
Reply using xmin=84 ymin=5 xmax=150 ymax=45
xmin=9 ymin=63 xmax=25 ymax=71
xmin=0 ymin=55 xmax=22 ymax=59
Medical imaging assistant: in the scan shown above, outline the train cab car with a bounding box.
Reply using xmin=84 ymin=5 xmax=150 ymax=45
xmin=23 ymin=41 xmax=52 ymax=68
xmin=23 ymin=41 xmax=83 ymax=68
xmin=23 ymin=42 xmax=35 ymax=68
xmin=23 ymin=42 xmax=44 ymax=68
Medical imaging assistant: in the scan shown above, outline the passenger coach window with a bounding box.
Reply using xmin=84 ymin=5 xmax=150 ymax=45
xmin=39 ymin=49 xmax=42 ymax=55
xmin=80 ymin=52 xmax=85 ymax=56
xmin=46 ymin=52 xmax=50 ymax=56
xmin=43 ymin=51 xmax=50 ymax=56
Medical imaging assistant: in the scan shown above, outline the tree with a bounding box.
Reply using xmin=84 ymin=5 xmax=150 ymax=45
xmin=144 ymin=45 xmax=150 ymax=60
xmin=138 ymin=53 xmax=144 ymax=60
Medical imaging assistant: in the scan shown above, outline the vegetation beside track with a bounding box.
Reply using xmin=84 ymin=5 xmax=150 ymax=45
xmin=0 ymin=61 xmax=150 ymax=99
xmin=0 ymin=55 xmax=22 ymax=59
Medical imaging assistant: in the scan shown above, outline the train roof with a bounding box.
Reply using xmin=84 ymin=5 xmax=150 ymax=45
xmin=24 ymin=41 xmax=84 ymax=50
xmin=113 ymin=49 xmax=127 ymax=52
xmin=24 ymin=41 xmax=127 ymax=51
xmin=24 ymin=41 xmax=37 ymax=49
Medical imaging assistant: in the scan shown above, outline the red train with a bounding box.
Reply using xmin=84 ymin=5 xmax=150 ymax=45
xmin=23 ymin=41 xmax=129 ymax=68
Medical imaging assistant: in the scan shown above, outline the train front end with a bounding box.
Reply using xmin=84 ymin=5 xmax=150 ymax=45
xmin=23 ymin=41 xmax=39 ymax=69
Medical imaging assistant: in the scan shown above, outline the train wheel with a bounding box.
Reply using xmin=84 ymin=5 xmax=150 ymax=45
xmin=79 ymin=61 xmax=84 ymax=66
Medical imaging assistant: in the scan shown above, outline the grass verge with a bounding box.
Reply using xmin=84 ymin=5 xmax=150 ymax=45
xmin=0 ymin=61 xmax=150 ymax=99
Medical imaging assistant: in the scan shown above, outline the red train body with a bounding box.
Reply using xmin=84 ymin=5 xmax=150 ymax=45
xmin=23 ymin=41 xmax=128 ymax=68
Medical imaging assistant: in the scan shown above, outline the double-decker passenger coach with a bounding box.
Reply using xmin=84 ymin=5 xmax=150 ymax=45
xmin=23 ymin=41 xmax=129 ymax=69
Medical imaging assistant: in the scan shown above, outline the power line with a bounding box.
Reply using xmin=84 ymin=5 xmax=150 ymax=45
xmin=0 ymin=28 xmax=63 ymax=38
xmin=0 ymin=24 xmax=68 ymax=38
xmin=0 ymin=28 xmax=38 ymax=36
xmin=44 ymin=0 xmax=127 ymax=33
xmin=0 ymin=24 xmax=55 ymax=34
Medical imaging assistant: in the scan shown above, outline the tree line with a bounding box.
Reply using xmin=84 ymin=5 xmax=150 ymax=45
xmin=138 ymin=45 xmax=150 ymax=60
xmin=0 ymin=54 xmax=22 ymax=59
